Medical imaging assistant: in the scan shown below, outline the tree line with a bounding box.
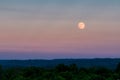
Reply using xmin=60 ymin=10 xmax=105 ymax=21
xmin=0 ymin=63 xmax=120 ymax=80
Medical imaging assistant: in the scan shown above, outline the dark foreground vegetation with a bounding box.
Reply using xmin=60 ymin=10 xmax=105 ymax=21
xmin=0 ymin=63 xmax=120 ymax=80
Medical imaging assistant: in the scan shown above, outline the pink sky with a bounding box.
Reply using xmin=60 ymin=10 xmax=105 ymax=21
xmin=0 ymin=0 xmax=120 ymax=59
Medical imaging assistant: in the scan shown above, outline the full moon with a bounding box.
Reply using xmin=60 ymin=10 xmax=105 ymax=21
xmin=78 ymin=22 xmax=85 ymax=30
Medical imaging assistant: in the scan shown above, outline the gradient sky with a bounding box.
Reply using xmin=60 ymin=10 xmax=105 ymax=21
xmin=0 ymin=0 xmax=120 ymax=59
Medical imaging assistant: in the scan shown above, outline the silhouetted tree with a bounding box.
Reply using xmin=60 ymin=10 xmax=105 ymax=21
xmin=59 ymin=71 xmax=73 ymax=80
xmin=95 ymin=67 xmax=112 ymax=78
xmin=79 ymin=67 xmax=88 ymax=73
xmin=69 ymin=64 xmax=78 ymax=73
xmin=0 ymin=65 xmax=2 ymax=79
xmin=3 ymin=67 xmax=26 ymax=80
xmin=22 ymin=67 xmax=44 ymax=79
xmin=55 ymin=64 xmax=69 ymax=72
xmin=89 ymin=74 xmax=106 ymax=80
xmin=116 ymin=62 xmax=120 ymax=73
xmin=54 ymin=75 xmax=65 ymax=80
xmin=115 ymin=62 xmax=120 ymax=79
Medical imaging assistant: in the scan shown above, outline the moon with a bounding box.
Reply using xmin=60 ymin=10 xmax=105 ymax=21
xmin=78 ymin=22 xmax=85 ymax=30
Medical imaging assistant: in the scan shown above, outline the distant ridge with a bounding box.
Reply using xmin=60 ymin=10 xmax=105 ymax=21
xmin=0 ymin=58 xmax=120 ymax=69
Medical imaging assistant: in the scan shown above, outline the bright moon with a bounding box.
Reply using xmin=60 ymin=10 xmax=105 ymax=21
xmin=78 ymin=22 xmax=85 ymax=30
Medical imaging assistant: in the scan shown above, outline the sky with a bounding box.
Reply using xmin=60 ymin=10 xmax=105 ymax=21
xmin=0 ymin=0 xmax=120 ymax=59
